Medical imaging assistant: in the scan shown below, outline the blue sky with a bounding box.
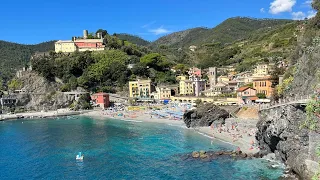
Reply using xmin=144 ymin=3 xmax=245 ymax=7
xmin=0 ymin=0 xmax=316 ymax=44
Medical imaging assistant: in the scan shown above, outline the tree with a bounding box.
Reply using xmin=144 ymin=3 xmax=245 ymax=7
xmin=256 ymin=93 xmax=266 ymax=99
xmin=312 ymin=0 xmax=320 ymax=11
xmin=8 ymin=79 xmax=22 ymax=91
xmin=140 ymin=53 xmax=170 ymax=71
xmin=96 ymin=29 xmax=108 ymax=37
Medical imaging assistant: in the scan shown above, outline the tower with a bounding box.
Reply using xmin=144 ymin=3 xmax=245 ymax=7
xmin=209 ymin=67 xmax=217 ymax=89
xmin=83 ymin=30 xmax=88 ymax=39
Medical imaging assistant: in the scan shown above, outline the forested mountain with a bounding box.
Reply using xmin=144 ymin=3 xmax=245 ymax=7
xmin=151 ymin=17 xmax=293 ymax=48
xmin=0 ymin=40 xmax=55 ymax=80
xmin=115 ymin=33 xmax=150 ymax=46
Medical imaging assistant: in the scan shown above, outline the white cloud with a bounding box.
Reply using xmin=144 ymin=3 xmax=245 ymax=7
xmin=141 ymin=21 xmax=156 ymax=28
xmin=269 ymin=0 xmax=296 ymax=14
xmin=260 ymin=8 xmax=265 ymax=13
xmin=149 ymin=26 xmax=171 ymax=35
xmin=307 ymin=10 xmax=317 ymax=18
xmin=303 ymin=0 xmax=313 ymax=5
xmin=292 ymin=11 xmax=306 ymax=20
xmin=291 ymin=10 xmax=317 ymax=20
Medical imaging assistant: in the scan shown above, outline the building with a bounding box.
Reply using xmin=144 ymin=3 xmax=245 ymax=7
xmin=179 ymin=76 xmax=194 ymax=96
xmin=208 ymin=67 xmax=218 ymax=90
xmin=218 ymin=75 xmax=230 ymax=83
xmin=129 ymin=79 xmax=153 ymax=99
xmin=252 ymin=76 xmax=275 ymax=98
xmin=188 ymin=67 xmax=202 ymax=78
xmin=191 ymin=77 xmax=206 ymax=97
xmin=236 ymin=87 xmax=257 ymax=104
xmin=153 ymin=87 xmax=172 ymax=100
xmin=253 ymin=64 xmax=273 ymax=77
xmin=91 ymin=93 xmax=110 ymax=109
xmin=202 ymin=82 xmax=231 ymax=97
xmin=55 ymin=30 xmax=106 ymax=53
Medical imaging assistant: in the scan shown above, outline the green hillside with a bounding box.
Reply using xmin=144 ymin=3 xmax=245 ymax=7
xmin=194 ymin=21 xmax=301 ymax=70
xmin=115 ymin=33 xmax=150 ymax=46
xmin=151 ymin=17 xmax=293 ymax=48
xmin=0 ymin=40 xmax=55 ymax=80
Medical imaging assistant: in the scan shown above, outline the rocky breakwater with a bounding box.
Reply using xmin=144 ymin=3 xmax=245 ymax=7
xmin=256 ymin=104 xmax=319 ymax=179
xmin=183 ymin=103 xmax=229 ymax=128
xmin=182 ymin=150 xmax=259 ymax=161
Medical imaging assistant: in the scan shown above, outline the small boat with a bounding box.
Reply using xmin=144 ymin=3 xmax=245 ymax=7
xmin=76 ymin=152 xmax=84 ymax=160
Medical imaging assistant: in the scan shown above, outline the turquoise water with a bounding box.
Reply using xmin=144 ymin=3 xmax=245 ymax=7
xmin=0 ymin=117 xmax=283 ymax=179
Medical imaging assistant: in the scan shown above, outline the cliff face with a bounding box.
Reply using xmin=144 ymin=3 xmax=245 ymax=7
xmin=183 ymin=104 xmax=229 ymax=128
xmin=256 ymin=105 xmax=319 ymax=179
xmin=15 ymin=71 xmax=75 ymax=111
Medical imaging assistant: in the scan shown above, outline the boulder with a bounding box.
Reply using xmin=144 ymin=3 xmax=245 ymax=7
xmin=183 ymin=104 xmax=229 ymax=128
xmin=192 ymin=151 xmax=200 ymax=158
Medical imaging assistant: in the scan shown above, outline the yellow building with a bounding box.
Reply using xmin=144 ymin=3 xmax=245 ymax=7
xmin=55 ymin=30 xmax=106 ymax=53
xmin=129 ymin=79 xmax=152 ymax=98
xmin=55 ymin=40 xmax=77 ymax=53
xmin=152 ymin=87 xmax=172 ymax=100
xmin=253 ymin=64 xmax=272 ymax=76
xmin=179 ymin=78 xmax=194 ymax=96
xmin=218 ymin=76 xmax=230 ymax=83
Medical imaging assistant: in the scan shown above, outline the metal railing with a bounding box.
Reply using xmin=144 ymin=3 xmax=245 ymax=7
xmin=259 ymin=94 xmax=312 ymax=111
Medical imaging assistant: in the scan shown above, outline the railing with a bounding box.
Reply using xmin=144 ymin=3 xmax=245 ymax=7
xmin=259 ymin=94 xmax=312 ymax=111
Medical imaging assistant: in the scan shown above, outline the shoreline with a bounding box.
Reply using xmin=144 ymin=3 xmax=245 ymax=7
xmin=0 ymin=109 xmax=93 ymax=121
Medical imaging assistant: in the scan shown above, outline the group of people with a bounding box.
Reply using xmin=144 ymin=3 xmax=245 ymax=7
xmin=210 ymin=121 xmax=258 ymax=151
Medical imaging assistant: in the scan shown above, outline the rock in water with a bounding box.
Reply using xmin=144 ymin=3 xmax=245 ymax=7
xmin=192 ymin=151 xmax=200 ymax=158
xmin=199 ymin=150 xmax=208 ymax=159
xmin=183 ymin=104 xmax=229 ymax=128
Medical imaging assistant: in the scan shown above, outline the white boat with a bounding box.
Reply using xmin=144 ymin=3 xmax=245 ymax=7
xmin=76 ymin=152 xmax=84 ymax=160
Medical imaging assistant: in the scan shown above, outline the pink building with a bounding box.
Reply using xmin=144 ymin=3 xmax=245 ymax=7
xmin=236 ymin=87 xmax=257 ymax=105
xmin=188 ymin=67 xmax=202 ymax=78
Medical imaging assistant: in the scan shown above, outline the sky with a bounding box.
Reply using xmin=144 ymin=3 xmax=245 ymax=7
xmin=0 ymin=0 xmax=316 ymax=44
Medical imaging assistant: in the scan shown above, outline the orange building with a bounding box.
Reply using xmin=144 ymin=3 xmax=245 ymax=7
xmin=252 ymin=76 xmax=275 ymax=98
xmin=91 ymin=92 xmax=110 ymax=109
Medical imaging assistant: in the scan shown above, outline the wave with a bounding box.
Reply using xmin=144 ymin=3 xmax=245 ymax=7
xmin=196 ymin=131 xmax=214 ymax=139
xmin=121 ymin=119 xmax=143 ymax=123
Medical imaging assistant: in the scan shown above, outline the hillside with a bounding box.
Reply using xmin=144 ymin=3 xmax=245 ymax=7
xmin=150 ymin=17 xmax=299 ymax=71
xmin=115 ymin=33 xmax=150 ymax=46
xmin=0 ymin=40 xmax=55 ymax=80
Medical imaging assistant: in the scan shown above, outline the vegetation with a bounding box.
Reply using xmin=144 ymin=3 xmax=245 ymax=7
xmin=0 ymin=40 xmax=55 ymax=81
xmin=115 ymin=33 xmax=150 ymax=46
xmin=256 ymin=93 xmax=266 ymax=99
xmin=31 ymin=33 xmax=176 ymax=93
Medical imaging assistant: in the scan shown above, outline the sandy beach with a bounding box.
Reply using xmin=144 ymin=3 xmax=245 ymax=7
xmin=82 ymin=110 xmax=185 ymax=126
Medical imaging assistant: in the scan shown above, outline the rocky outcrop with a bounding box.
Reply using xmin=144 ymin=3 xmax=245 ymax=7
xmin=183 ymin=104 xmax=229 ymax=128
xmin=256 ymin=105 xmax=319 ymax=179
xmin=15 ymin=72 xmax=76 ymax=111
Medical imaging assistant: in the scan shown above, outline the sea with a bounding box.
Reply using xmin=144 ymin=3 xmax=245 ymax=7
xmin=0 ymin=116 xmax=284 ymax=179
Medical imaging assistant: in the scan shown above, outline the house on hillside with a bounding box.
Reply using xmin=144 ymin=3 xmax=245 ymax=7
xmin=236 ymin=87 xmax=257 ymax=105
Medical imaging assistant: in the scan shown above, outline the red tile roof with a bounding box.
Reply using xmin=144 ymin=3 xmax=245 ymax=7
xmin=92 ymin=92 xmax=109 ymax=96
xmin=236 ymin=86 xmax=256 ymax=92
